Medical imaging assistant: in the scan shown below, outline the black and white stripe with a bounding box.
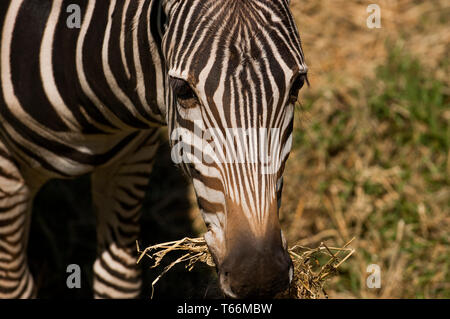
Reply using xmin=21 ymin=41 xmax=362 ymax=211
xmin=0 ymin=0 xmax=166 ymax=299
xmin=0 ymin=0 xmax=307 ymax=298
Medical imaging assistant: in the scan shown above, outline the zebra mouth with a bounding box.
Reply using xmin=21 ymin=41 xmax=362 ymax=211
xmin=203 ymin=228 xmax=224 ymax=268
xmin=219 ymin=274 xmax=239 ymax=299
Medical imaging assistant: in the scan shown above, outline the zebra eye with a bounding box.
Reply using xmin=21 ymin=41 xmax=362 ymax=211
xmin=289 ymin=74 xmax=306 ymax=104
xmin=169 ymin=77 xmax=196 ymax=103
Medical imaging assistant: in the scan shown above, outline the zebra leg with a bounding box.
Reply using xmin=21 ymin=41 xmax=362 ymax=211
xmin=0 ymin=141 xmax=41 ymax=298
xmin=91 ymin=130 xmax=160 ymax=299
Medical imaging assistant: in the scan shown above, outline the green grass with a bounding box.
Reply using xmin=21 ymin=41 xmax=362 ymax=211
xmin=370 ymin=47 xmax=449 ymax=156
xmin=286 ymin=45 xmax=449 ymax=298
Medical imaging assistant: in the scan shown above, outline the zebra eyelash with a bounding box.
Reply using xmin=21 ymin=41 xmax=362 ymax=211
xmin=169 ymin=76 xmax=196 ymax=100
xmin=289 ymin=73 xmax=307 ymax=104
xmin=169 ymin=76 xmax=200 ymax=110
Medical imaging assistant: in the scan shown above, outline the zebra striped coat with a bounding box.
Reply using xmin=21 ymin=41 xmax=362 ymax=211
xmin=0 ymin=0 xmax=308 ymax=298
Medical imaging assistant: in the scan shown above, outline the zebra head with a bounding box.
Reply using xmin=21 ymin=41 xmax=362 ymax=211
xmin=162 ymin=0 xmax=308 ymax=298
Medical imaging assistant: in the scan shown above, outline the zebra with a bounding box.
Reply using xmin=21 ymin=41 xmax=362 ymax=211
xmin=0 ymin=0 xmax=308 ymax=298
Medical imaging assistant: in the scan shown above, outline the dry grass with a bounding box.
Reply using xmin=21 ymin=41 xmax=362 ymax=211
xmin=290 ymin=0 xmax=449 ymax=90
xmin=137 ymin=238 xmax=355 ymax=299
xmin=277 ymin=238 xmax=355 ymax=299
xmin=136 ymin=238 xmax=215 ymax=299
xmin=282 ymin=0 xmax=450 ymax=298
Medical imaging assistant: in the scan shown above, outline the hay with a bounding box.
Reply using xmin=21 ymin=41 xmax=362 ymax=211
xmin=136 ymin=237 xmax=355 ymax=299
xmin=278 ymin=238 xmax=355 ymax=299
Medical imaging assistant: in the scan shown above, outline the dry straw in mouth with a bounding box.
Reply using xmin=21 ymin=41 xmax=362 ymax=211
xmin=136 ymin=237 xmax=355 ymax=299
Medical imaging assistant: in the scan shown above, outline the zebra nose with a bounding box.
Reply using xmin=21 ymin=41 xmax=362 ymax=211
xmin=219 ymin=246 xmax=292 ymax=298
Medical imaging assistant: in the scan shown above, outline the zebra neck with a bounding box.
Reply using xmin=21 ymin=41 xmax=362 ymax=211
xmin=108 ymin=0 xmax=167 ymax=126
